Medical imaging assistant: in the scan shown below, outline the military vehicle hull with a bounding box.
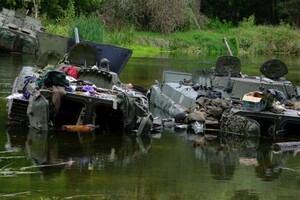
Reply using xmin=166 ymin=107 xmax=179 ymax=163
xmin=148 ymin=56 xmax=300 ymax=138
xmin=0 ymin=26 xmax=38 ymax=53
xmin=0 ymin=8 xmax=45 ymax=54
xmin=7 ymin=41 xmax=153 ymax=135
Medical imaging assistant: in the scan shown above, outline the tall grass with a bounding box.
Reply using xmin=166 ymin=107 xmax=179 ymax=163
xmin=169 ymin=31 xmax=232 ymax=55
xmin=69 ymin=15 xmax=104 ymax=43
xmin=43 ymin=14 xmax=300 ymax=56
xmin=104 ymin=26 xmax=137 ymax=46
xmin=42 ymin=1 xmax=104 ymax=43
xmin=233 ymin=25 xmax=300 ymax=55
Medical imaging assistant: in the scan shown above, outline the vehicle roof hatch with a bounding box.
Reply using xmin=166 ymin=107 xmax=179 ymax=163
xmin=36 ymin=32 xmax=132 ymax=75
xmin=215 ymin=56 xmax=241 ymax=77
xmin=260 ymin=59 xmax=288 ymax=80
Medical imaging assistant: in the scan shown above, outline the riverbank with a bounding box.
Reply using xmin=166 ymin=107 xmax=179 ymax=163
xmin=43 ymin=16 xmax=300 ymax=57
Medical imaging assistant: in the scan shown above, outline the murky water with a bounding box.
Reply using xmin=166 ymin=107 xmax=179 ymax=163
xmin=0 ymin=53 xmax=300 ymax=199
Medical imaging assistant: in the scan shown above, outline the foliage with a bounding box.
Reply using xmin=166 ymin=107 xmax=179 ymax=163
xmin=0 ymin=0 xmax=23 ymax=9
xmin=2 ymin=0 xmax=300 ymax=33
xmin=73 ymin=0 xmax=102 ymax=16
xmin=201 ymin=0 xmax=299 ymax=28
xmin=40 ymin=0 xmax=76 ymax=36
xmin=238 ymin=15 xmax=256 ymax=28
xmin=63 ymin=0 xmax=76 ymax=25
xmin=234 ymin=24 xmax=300 ymax=55
xmin=42 ymin=11 xmax=300 ymax=56
xmin=277 ymin=0 xmax=300 ymax=27
xmin=40 ymin=0 xmax=67 ymax=20
xmin=104 ymin=27 xmax=136 ymax=46
xmin=100 ymin=0 xmax=203 ymax=34
xmin=70 ymin=15 xmax=104 ymax=43
xmin=204 ymin=18 xmax=233 ymax=32
xmin=168 ymin=31 xmax=226 ymax=54
xmin=100 ymin=0 xmax=133 ymax=31
xmin=2 ymin=0 xmax=300 ymax=56
xmin=200 ymin=0 xmax=258 ymax=25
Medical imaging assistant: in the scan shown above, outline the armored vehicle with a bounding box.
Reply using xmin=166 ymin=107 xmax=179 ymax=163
xmin=148 ymin=56 xmax=300 ymax=137
xmin=0 ymin=8 xmax=45 ymax=54
xmin=7 ymin=41 xmax=153 ymax=135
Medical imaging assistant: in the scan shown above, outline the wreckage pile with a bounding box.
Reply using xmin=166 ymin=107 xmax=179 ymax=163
xmin=7 ymin=42 xmax=153 ymax=135
xmin=172 ymin=96 xmax=260 ymax=137
xmin=149 ymin=56 xmax=300 ymax=138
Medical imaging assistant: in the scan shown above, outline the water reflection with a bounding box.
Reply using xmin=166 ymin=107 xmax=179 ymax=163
xmin=185 ymin=132 xmax=256 ymax=180
xmin=230 ymin=189 xmax=259 ymax=200
xmin=6 ymin=126 xmax=152 ymax=179
xmin=180 ymin=128 xmax=300 ymax=182
xmin=1 ymin=53 xmax=300 ymax=199
xmin=256 ymin=140 xmax=300 ymax=181
xmin=3 ymin=122 xmax=300 ymax=199
xmin=255 ymin=140 xmax=282 ymax=181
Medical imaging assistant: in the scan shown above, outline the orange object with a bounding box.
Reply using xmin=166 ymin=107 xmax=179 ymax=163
xmin=63 ymin=125 xmax=93 ymax=133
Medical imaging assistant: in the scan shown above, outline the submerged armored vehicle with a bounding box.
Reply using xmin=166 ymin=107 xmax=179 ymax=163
xmin=7 ymin=41 xmax=153 ymax=135
xmin=0 ymin=8 xmax=45 ymax=54
xmin=148 ymin=56 xmax=300 ymax=137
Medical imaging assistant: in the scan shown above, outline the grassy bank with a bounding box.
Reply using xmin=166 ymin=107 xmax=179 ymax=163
xmin=43 ymin=16 xmax=300 ymax=57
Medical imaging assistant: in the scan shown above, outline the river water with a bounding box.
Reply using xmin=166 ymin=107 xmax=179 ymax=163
xmin=0 ymin=53 xmax=300 ymax=199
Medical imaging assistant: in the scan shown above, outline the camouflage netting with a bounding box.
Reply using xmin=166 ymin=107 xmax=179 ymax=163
xmin=185 ymin=97 xmax=232 ymax=125
xmin=184 ymin=97 xmax=260 ymax=137
xmin=220 ymin=110 xmax=260 ymax=138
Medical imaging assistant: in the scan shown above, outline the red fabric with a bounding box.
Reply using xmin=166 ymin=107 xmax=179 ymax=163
xmin=63 ymin=66 xmax=79 ymax=79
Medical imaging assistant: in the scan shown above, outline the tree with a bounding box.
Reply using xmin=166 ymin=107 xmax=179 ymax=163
xmin=73 ymin=0 xmax=102 ymax=16
xmin=200 ymin=0 xmax=296 ymax=26
xmin=39 ymin=0 xmax=70 ymax=19
xmin=23 ymin=0 xmax=40 ymax=18
xmin=100 ymin=0 xmax=203 ymax=34
xmin=201 ymin=0 xmax=260 ymax=25
xmin=147 ymin=0 xmax=186 ymax=33
xmin=0 ymin=0 xmax=26 ymax=10
xmin=277 ymin=0 xmax=300 ymax=27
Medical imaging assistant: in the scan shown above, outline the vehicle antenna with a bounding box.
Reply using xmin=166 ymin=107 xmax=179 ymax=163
xmin=223 ymin=37 xmax=233 ymax=56
xmin=74 ymin=27 xmax=80 ymax=44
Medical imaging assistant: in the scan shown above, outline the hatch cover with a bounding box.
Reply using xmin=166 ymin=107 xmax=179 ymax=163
xmin=215 ymin=56 xmax=241 ymax=77
xmin=260 ymin=59 xmax=288 ymax=80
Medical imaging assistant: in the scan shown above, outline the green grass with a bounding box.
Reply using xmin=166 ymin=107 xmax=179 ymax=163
xmin=71 ymin=15 xmax=104 ymax=43
xmin=42 ymin=15 xmax=300 ymax=56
